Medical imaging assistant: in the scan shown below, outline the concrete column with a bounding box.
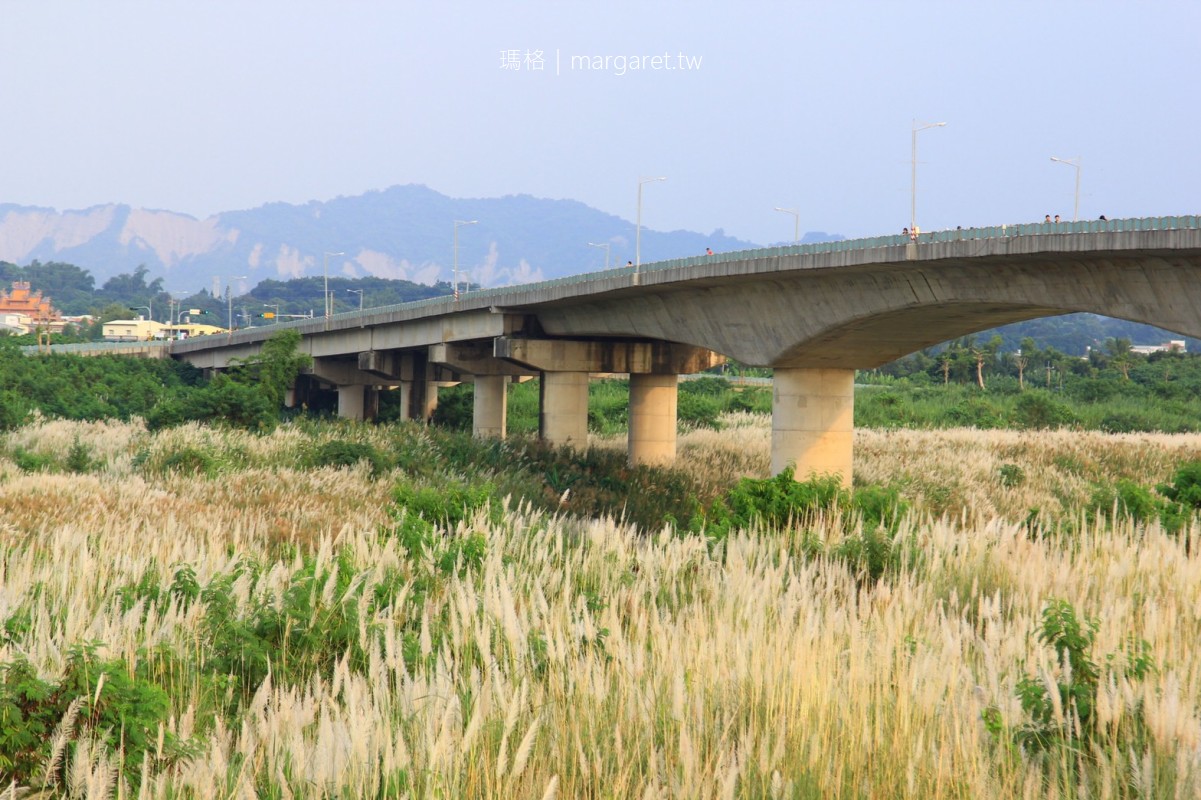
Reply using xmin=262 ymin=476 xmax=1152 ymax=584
xmin=397 ymin=379 xmax=437 ymax=422
xmin=771 ymin=367 xmax=854 ymax=486
xmin=397 ymin=382 xmax=413 ymax=421
xmin=473 ymin=375 xmax=508 ymax=438
xmin=628 ymin=373 xmax=677 ymax=466
xmin=420 ymin=382 xmax=439 ymax=422
xmin=364 ymin=387 xmax=380 ymax=421
xmin=539 ymin=371 xmax=589 ymax=448
xmin=337 ymin=384 xmax=366 ymax=421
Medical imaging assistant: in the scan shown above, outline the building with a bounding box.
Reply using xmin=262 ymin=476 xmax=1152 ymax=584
xmin=157 ymin=323 xmax=227 ymax=340
xmin=103 ymin=318 xmax=166 ymax=341
xmin=0 ymin=281 xmax=65 ymax=334
xmin=1130 ymin=340 xmax=1187 ymax=355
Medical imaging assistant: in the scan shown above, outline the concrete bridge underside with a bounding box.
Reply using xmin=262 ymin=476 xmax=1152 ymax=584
xmin=170 ymin=229 xmax=1201 ymax=485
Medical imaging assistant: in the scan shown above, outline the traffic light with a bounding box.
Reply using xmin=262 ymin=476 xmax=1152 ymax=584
xmin=258 ymin=312 xmax=276 ymax=319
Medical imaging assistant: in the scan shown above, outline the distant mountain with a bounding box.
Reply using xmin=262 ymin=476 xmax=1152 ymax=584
xmin=0 ymin=185 xmax=774 ymax=293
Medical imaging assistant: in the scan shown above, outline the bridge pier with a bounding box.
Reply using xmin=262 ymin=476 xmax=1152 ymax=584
xmin=495 ymin=337 xmax=722 ymax=464
xmin=539 ymin=371 xmax=590 ymax=447
xmin=337 ymin=384 xmax=366 ymax=421
xmin=628 ymin=373 xmax=678 ymax=465
xmin=428 ymin=343 xmax=532 ymax=438
xmin=771 ymin=367 xmax=854 ymax=487
xmin=398 ymin=380 xmax=439 ymax=422
xmin=473 ymin=374 xmax=508 ymax=438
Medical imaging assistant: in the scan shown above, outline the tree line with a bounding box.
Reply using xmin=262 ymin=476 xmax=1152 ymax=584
xmin=0 ymin=260 xmax=456 ymax=336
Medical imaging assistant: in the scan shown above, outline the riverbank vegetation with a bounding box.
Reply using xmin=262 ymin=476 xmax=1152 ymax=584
xmin=3 ymin=416 xmax=1201 ymax=797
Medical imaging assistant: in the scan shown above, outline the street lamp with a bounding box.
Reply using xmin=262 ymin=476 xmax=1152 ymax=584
xmin=636 ymin=176 xmax=667 ymax=271
xmin=227 ymin=276 xmax=246 ymax=332
xmin=588 ymin=241 xmax=611 ymax=268
xmin=1050 ymin=156 xmax=1082 ymax=222
xmin=130 ymin=305 xmax=151 ymax=321
xmin=164 ymin=292 xmax=183 ymax=334
xmin=453 ymin=220 xmax=477 ymax=301
xmin=322 ymin=252 xmax=344 ymax=319
xmin=773 ymin=207 xmax=801 ymax=245
xmin=911 ymin=120 xmax=947 ymax=235
xmin=347 ymin=289 xmax=364 ymax=313
xmin=263 ymin=303 xmax=280 ymax=324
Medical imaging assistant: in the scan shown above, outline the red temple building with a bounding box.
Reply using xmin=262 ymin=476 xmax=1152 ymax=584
xmin=0 ymin=281 xmax=66 ymax=334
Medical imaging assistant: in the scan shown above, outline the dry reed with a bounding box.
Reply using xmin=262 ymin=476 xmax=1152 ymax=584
xmin=1 ymin=418 xmax=1199 ymax=797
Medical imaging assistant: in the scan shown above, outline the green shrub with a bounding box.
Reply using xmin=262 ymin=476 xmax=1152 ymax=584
xmin=392 ymin=479 xmax=497 ymax=533
xmin=146 ymin=374 xmax=276 ymax=433
xmin=0 ymin=645 xmax=179 ymax=788
xmin=1090 ymin=479 xmax=1162 ymax=524
xmin=945 ymin=397 xmax=1004 ymax=428
xmin=1097 ymin=410 xmax=1153 ymax=434
xmin=1012 ymin=391 xmax=1076 ymax=429
xmin=587 ymin=381 xmax=628 ymax=435
xmin=0 ymin=390 xmax=28 ymax=431
xmin=9 ymin=447 xmax=55 ymax=473
xmin=998 ymin=463 xmax=1026 ymax=488
xmin=65 ymin=436 xmax=94 ymax=473
xmin=1157 ymin=461 xmax=1201 ymax=533
xmin=986 ymin=600 xmax=1155 ymax=763
xmin=430 ymin=384 xmax=474 ymax=431
xmin=676 ymin=391 xmax=723 ymax=430
xmin=157 ymin=446 xmax=218 ymax=478
xmin=696 ymin=468 xmax=908 ymax=545
xmin=306 ymin=439 xmax=388 ymax=477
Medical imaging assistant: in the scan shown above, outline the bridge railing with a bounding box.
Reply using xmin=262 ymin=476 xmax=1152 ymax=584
xmin=19 ymin=340 xmax=172 ymax=356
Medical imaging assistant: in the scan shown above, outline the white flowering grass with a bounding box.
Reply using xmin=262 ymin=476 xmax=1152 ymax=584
xmin=0 ymin=419 xmax=1199 ymax=797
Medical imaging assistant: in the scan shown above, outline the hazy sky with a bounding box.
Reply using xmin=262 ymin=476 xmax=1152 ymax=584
xmin=2 ymin=1 xmax=1198 ymax=245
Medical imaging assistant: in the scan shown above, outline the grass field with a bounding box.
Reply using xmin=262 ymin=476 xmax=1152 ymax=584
xmin=2 ymin=415 xmax=1200 ymax=798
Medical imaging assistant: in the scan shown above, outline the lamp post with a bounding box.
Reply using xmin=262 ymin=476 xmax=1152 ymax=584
xmin=588 ymin=241 xmax=611 ymax=268
xmin=911 ymin=120 xmax=947 ymax=234
xmin=164 ymin=291 xmax=187 ymax=337
xmin=227 ymin=276 xmax=246 ymax=332
xmin=131 ymin=305 xmax=151 ymax=321
xmin=453 ymin=220 xmax=478 ymax=301
xmin=1050 ymin=156 xmax=1082 ymax=222
xmin=263 ymin=304 xmax=280 ymax=324
xmin=773 ymin=207 xmax=801 ymax=245
xmin=347 ymin=289 xmax=363 ymax=313
xmin=322 ymin=252 xmax=344 ymax=319
xmin=636 ymin=176 xmax=667 ymax=271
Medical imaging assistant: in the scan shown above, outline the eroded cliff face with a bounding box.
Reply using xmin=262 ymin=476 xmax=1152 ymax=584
xmin=0 ymin=205 xmax=121 ymax=259
xmin=0 ymin=203 xmax=457 ymax=288
xmin=0 ymin=204 xmax=245 ymax=279
xmin=0 ymin=202 xmax=541 ymax=289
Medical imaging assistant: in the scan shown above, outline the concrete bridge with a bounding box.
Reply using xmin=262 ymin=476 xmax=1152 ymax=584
xmin=159 ymin=216 xmax=1201 ymax=484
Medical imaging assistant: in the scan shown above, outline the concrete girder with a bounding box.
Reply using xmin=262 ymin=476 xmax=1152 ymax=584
xmin=305 ymin=310 xmax=511 ymax=359
xmin=526 ymin=238 xmax=1201 ymax=369
xmin=310 ymin=357 xmax=378 ymax=386
xmin=429 ymin=342 xmax=538 ymax=377
xmin=494 ymin=337 xmax=723 ymax=374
